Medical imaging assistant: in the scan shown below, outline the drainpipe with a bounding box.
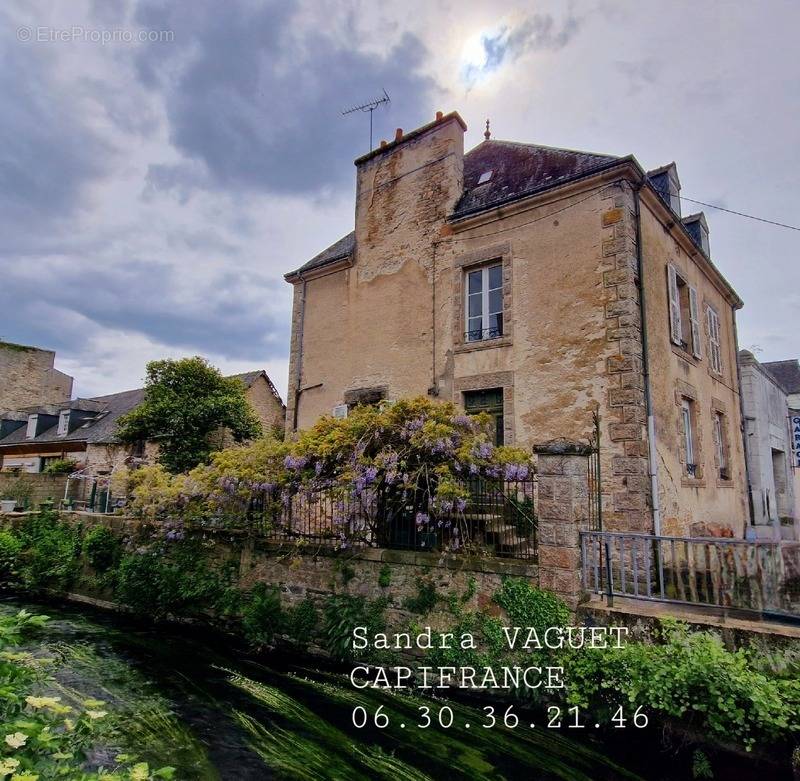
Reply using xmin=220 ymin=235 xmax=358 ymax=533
xmin=291 ymin=274 xmax=308 ymax=433
xmin=632 ymin=181 xmax=662 ymax=536
xmin=732 ymin=314 xmax=755 ymax=528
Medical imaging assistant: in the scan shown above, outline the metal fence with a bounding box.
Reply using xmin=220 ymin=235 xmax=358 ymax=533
xmin=582 ymin=531 xmax=800 ymax=617
xmin=248 ymin=477 xmax=538 ymax=560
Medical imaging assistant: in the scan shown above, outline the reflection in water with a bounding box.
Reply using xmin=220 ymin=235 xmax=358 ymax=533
xmin=5 ymin=599 xmax=648 ymax=780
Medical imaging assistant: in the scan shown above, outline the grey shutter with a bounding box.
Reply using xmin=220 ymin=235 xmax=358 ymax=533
xmin=667 ymin=265 xmax=682 ymax=345
xmin=688 ymin=286 xmax=702 ymax=358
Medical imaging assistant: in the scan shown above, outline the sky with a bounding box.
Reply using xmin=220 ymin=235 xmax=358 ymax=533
xmin=1 ymin=0 xmax=798 ymax=400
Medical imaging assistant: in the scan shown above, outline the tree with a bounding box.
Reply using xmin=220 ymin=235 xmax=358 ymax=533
xmin=116 ymin=357 xmax=262 ymax=473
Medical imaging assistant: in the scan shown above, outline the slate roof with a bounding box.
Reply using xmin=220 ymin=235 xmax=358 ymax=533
xmin=0 ymin=370 xmax=283 ymax=448
xmin=762 ymin=360 xmax=800 ymax=394
xmin=0 ymin=388 xmax=145 ymax=447
xmin=286 ymin=139 xmax=619 ymax=278
xmin=454 ymin=139 xmax=619 ymax=218
xmin=285 ymin=231 xmax=355 ymax=279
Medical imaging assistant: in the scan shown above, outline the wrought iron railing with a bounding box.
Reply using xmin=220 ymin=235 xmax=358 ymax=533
xmin=248 ymin=478 xmax=537 ymax=560
xmin=581 ymin=531 xmax=800 ymax=617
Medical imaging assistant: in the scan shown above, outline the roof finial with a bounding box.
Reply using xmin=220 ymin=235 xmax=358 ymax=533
xmin=484 ymin=118 xmax=491 ymax=140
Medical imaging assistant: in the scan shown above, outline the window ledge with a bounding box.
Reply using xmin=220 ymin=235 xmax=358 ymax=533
xmin=670 ymin=343 xmax=701 ymax=365
xmin=681 ymin=477 xmax=705 ymax=488
xmin=716 ymin=479 xmax=734 ymax=488
xmin=455 ymin=336 xmax=513 ymax=354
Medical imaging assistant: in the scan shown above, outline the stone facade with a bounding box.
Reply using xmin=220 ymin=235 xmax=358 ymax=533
xmin=284 ymin=113 xmax=748 ymax=538
xmin=0 ymin=341 xmax=73 ymax=410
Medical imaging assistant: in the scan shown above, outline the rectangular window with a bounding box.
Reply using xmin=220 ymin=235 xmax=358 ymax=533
xmin=713 ymin=412 xmax=728 ymax=479
xmin=57 ymin=410 xmax=70 ymax=436
xmin=681 ymin=399 xmax=696 ymax=477
xmin=465 ymin=263 xmax=503 ymax=342
xmin=25 ymin=415 xmax=37 ymax=440
xmin=706 ymin=305 xmax=722 ymax=374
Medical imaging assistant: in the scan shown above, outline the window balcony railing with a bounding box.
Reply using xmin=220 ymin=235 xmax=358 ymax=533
xmin=465 ymin=326 xmax=503 ymax=343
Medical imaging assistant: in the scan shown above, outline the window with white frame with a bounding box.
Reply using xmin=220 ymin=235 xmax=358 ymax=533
xmin=681 ymin=398 xmax=697 ymax=477
xmin=706 ymin=305 xmax=723 ymax=374
xmin=713 ymin=411 xmax=728 ymax=479
xmin=465 ymin=263 xmax=503 ymax=342
xmin=667 ymin=264 xmax=702 ymax=358
xmin=57 ymin=410 xmax=70 ymax=436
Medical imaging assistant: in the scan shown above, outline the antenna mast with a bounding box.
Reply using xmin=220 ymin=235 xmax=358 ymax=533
xmin=342 ymin=89 xmax=391 ymax=151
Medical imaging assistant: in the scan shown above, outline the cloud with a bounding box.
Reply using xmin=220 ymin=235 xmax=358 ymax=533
xmin=614 ymin=59 xmax=660 ymax=95
xmin=0 ymin=256 xmax=290 ymax=361
xmin=462 ymin=14 xmax=581 ymax=86
xmin=132 ymin=0 xmax=436 ymax=196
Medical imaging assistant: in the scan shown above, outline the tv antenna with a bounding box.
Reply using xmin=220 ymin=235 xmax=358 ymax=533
xmin=342 ymin=89 xmax=391 ymax=151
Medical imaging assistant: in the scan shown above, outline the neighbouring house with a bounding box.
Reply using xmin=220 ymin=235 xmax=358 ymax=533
xmin=284 ymin=111 xmax=748 ymax=537
xmin=0 ymin=340 xmax=73 ymax=410
xmin=738 ymin=351 xmax=797 ymax=539
xmin=0 ymin=371 xmax=285 ymax=475
xmin=762 ymin=358 xmax=800 ymax=527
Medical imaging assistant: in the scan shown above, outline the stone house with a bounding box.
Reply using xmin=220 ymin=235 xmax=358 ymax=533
xmin=0 ymin=370 xmax=285 ymax=476
xmin=738 ymin=351 xmax=797 ymax=538
xmin=284 ymin=111 xmax=748 ymax=537
xmin=0 ymin=340 xmax=73 ymax=410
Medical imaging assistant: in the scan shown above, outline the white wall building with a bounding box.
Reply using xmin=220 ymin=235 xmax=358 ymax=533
xmin=739 ymin=351 xmax=797 ymax=539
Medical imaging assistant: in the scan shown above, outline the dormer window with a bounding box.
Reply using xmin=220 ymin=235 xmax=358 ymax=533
xmin=648 ymin=163 xmax=681 ymax=217
xmin=57 ymin=410 xmax=70 ymax=436
xmin=682 ymin=213 xmax=710 ymax=257
xmin=25 ymin=415 xmax=37 ymax=439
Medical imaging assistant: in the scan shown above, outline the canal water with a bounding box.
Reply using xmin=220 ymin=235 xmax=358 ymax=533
xmin=1 ymin=598 xmax=779 ymax=780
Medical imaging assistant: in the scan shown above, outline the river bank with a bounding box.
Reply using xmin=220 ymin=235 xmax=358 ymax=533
xmin=1 ymin=594 xmax=793 ymax=781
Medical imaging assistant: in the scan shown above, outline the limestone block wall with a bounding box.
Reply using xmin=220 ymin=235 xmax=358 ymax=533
xmin=0 ymin=342 xmax=73 ymax=410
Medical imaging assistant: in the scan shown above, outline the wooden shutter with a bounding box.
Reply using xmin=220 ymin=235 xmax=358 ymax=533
xmin=707 ymin=306 xmax=722 ymax=373
xmin=688 ymin=286 xmax=702 ymax=358
xmin=667 ymin=265 xmax=682 ymax=345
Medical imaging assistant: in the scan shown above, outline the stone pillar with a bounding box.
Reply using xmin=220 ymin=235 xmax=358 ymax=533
xmin=535 ymin=439 xmax=592 ymax=609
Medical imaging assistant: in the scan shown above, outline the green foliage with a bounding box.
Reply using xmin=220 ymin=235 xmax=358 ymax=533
xmin=692 ymin=749 xmax=714 ymax=779
xmin=0 ymin=609 xmax=173 ymax=780
xmin=322 ymin=594 xmax=387 ymax=661
xmin=116 ymin=357 xmax=262 ymax=473
xmin=0 ymin=530 xmax=22 ymax=586
xmin=286 ymin=598 xmax=318 ymax=648
xmin=377 ymin=564 xmax=391 ymax=588
xmin=1 ymin=477 xmax=33 ymax=507
xmin=338 ymin=561 xmax=356 ymax=585
xmin=113 ymin=539 xmax=234 ymax=620
xmin=14 ymin=511 xmax=82 ymax=592
xmin=403 ymin=579 xmax=439 ymax=614
xmin=493 ymin=577 xmax=570 ymax=634
xmin=82 ymin=525 xmax=122 ymax=572
xmin=241 ymin=583 xmax=285 ymax=647
xmin=42 ymin=458 xmax=78 ymax=475
xmin=564 ymin=619 xmax=800 ymax=751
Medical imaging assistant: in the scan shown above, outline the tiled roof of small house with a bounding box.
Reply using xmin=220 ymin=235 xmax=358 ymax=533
xmin=453 ymin=139 xmax=619 ymax=218
xmin=762 ymin=359 xmax=800 ymax=394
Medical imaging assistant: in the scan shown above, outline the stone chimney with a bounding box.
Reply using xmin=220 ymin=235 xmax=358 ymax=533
xmin=353 ymin=111 xmax=466 ymax=280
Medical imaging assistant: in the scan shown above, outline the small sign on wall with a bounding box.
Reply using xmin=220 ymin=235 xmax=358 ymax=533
xmin=792 ymin=414 xmax=800 ymax=468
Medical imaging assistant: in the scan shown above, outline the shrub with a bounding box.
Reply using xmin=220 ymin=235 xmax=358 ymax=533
xmin=403 ymin=579 xmax=439 ymax=614
xmin=82 ymin=525 xmax=121 ymax=572
xmin=493 ymin=577 xmax=570 ymax=634
xmin=286 ymin=597 xmax=318 ymax=647
xmin=0 ymin=529 xmax=22 ymax=586
xmin=42 ymin=458 xmax=78 ymax=475
xmin=564 ymin=619 xmax=800 ymax=751
xmin=241 ymin=583 xmax=286 ymax=647
xmin=323 ymin=594 xmax=387 ymax=661
xmin=15 ymin=511 xmax=82 ymax=592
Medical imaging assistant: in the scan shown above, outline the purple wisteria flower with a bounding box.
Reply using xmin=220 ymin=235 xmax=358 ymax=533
xmin=284 ymin=455 xmax=308 ymax=471
xmin=474 ymin=442 xmax=493 ymax=460
xmin=415 ymin=512 xmax=430 ymax=528
xmin=455 ymin=497 xmax=467 ymax=512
